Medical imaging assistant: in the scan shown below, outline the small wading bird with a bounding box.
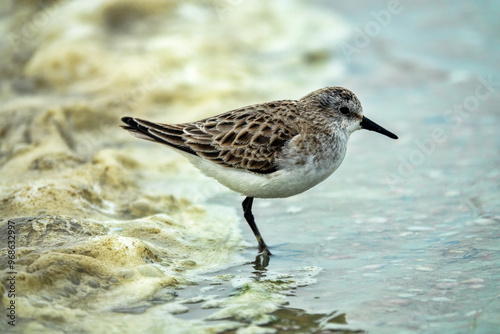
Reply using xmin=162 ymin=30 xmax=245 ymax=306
xmin=121 ymin=87 xmax=398 ymax=256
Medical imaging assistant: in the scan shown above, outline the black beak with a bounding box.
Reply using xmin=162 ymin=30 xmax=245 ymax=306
xmin=360 ymin=116 xmax=398 ymax=139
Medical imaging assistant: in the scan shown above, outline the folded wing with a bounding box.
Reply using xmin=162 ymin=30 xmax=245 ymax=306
xmin=121 ymin=101 xmax=299 ymax=174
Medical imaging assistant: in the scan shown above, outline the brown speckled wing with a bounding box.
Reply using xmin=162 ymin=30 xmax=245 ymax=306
xmin=121 ymin=101 xmax=299 ymax=174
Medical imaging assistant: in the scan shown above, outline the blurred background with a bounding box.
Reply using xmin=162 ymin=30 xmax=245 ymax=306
xmin=0 ymin=1 xmax=499 ymax=333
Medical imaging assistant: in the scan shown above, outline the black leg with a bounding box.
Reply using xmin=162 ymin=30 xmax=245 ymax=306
xmin=242 ymin=197 xmax=272 ymax=256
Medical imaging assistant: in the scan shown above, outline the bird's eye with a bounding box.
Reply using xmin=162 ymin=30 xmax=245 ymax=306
xmin=339 ymin=107 xmax=349 ymax=115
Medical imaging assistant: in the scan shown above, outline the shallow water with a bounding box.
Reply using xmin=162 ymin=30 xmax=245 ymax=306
xmin=1 ymin=1 xmax=499 ymax=333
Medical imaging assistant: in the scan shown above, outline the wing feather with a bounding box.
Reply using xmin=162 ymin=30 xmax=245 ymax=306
xmin=120 ymin=101 xmax=299 ymax=174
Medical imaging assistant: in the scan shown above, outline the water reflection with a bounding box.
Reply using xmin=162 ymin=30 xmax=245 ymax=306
xmin=250 ymin=253 xmax=271 ymax=271
xmin=218 ymin=307 xmax=363 ymax=334
xmin=262 ymin=308 xmax=363 ymax=334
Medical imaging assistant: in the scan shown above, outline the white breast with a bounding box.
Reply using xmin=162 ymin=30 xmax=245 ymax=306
xmin=185 ymin=132 xmax=349 ymax=199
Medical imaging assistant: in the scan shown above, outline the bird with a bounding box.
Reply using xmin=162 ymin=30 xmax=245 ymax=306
xmin=120 ymin=87 xmax=398 ymax=256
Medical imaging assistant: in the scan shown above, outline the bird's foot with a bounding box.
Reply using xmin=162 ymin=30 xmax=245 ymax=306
xmin=258 ymin=244 xmax=272 ymax=257
xmin=253 ymin=248 xmax=271 ymax=269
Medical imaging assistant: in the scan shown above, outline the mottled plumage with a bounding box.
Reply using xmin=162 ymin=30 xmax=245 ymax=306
xmin=122 ymin=100 xmax=299 ymax=174
xmin=121 ymin=87 xmax=398 ymax=256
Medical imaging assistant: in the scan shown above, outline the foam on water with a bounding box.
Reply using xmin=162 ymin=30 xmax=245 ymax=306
xmin=0 ymin=0 xmax=350 ymax=332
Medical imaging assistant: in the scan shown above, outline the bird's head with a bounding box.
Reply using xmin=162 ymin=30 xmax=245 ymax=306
xmin=300 ymin=86 xmax=398 ymax=139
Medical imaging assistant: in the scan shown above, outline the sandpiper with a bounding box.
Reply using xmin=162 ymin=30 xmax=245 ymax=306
xmin=121 ymin=87 xmax=398 ymax=256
